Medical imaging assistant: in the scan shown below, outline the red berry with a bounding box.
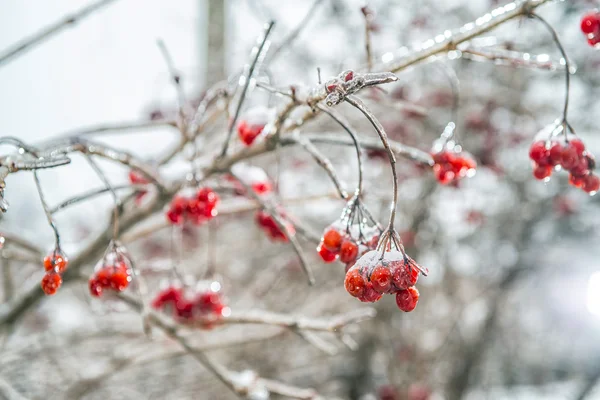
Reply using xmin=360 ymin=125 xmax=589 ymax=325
xmin=95 ymin=268 xmax=111 ymax=287
xmin=175 ymin=300 xmax=194 ymax=319
xmin=318 ymin=245 xmax=338 ymax=263
xmin=569 ymin=173 xmax=585 ymax=188
xmin=392 ymin=261 xmax=419 ymax=290
xmin=561 ymin=146 xmax=580 ymax=170
xmin=583 ymin=174 xmax=600 ymax=194
xmin=109 ymin=268 xmax=131 ymax=291
xmin=252 ymin=182 xmax=272 ymax=195
xmin=237 ymin=120 xmax=264 ymax=146
xmin=370 ymin=266 xmax=392 ymax=293
xmin=322 ymin=228 xmax=343 ymax=251
xmin=359 ymin=282 xmax=383 ymax=303
xmin=197 ymin=188 xmax=218 ymax=205
xmin=152 ymin=287 xmax=182 ymax=308
xmin=344 ymin=71 xmax=354 ymax=82
xmin=581 ymin=13 xmax=600 ymax=35
xmin=128 ymin=170 xmax=149 ymax=185
xmin=166 ymin=209 xmax=183 ymax=224
xmin=589 ymin=36 xmax=600 ymax=47
xmin=89 ymin=278 xmax=103 ymax=297
xmin=433 ymin=164 xmax=455 ymax=185
xmin=41 ymin=272 xmax=62 ymax=295
xmin=196 ymin=292 xmax=223 ymax=314
xmin=344 ymin=269 xmax=366 ymax=298
xmin=396 ymin=287 xmax=420 ymax=312
xmin=569 ymin=139 xmax=586 ymax=156
xmin=570 ymin=158 xmax=590 ymax=178
xmin=532 ymin=164 xmax=552 ymax=180
xmin=548 ymin=142 xmax=563 ymax=165
xmin=43 ymin=252 xmax=68 ymax=274
xmin=529 ymin=141 xmax=548 ymax=164
xmin=339 ymin=240 xmax=359 ymax=263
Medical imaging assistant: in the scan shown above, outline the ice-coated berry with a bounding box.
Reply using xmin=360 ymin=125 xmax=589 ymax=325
xmin=396 ymin=287 xmax=420 ymax=312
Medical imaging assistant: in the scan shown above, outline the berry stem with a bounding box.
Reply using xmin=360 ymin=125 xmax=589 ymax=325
xmin=529 ymin=12 xmax=571 ymax=126
xmin=33 ymin=171 xmax=62 ymax=249
xmin=345 ymin=95 xmax=398 ymax=232
xmin=84 ymin=155 xmax=121 ymax=240
xmin=317 ymin=105 xmax=364 ymax=197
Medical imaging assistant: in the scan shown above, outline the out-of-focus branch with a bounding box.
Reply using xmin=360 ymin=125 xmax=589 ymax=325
xmin=219 ymin=308 xmax=376 ymax=332
xmin=0 ymin=0 xmax=121 ymax=67
xmin=116 ymin=291 xmax=320 ymax=399
xmin=268 ymin=0 xmax=325 ymax=63
xmin=294 ymin=133 xmax=348 ymax=199
xmin=376 ymin=0 xmax=553 ymax=73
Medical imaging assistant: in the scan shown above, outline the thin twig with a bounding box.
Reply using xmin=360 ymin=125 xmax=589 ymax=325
xmin=345 ymin=95 xmax=398 ymax=230
xmin=294 ymin=133 xmax=348 ymax=199
xmin=0 ymin=0 xmax=121 ymax=67
xmin=219 ymin=21 xmax=275 ymax=158
xmin=50 ymin=184 xmax=149 ymax=214
xmin=268 ymin=0 xmax=325 ymax=63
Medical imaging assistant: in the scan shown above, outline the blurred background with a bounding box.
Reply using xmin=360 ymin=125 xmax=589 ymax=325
xmin=2 ymin=0 xmax=600 ymax=399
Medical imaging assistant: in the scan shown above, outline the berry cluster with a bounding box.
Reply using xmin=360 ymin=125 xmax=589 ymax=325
xmin=152 ymin=284 xmax=227 ymax=327
xmin=431 ymin=146 xmax=476 ymax=185
xmin=581 ymin=11 xmax=600 ymax=47
xmin=317 ymin=222 xmax=379 ymax=270
xmin=344 ymin=250 xmax=426 ymax=312
xmin=529 ymin=137 xmax=599 ymax=194
xmin=41 ymin=249 xmax=69 ymax=295
xmin=237 ymin=107 xmax=273 ymax=146
xmin=166 ymin=187 xmax=219 ymax=225
xmin=88 ymin=246 xmax=132 ymax=297
xmin=256 ymin=209 xmax=295 ymax=242
xmin=128 ymin=170 xmax=150 ymax=204
xmin=229 ymin=164 xmax=273 ymax=196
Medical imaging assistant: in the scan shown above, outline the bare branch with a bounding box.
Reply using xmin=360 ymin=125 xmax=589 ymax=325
xmin=0 ymin=0 xmax=122 ymax=67
xmin=376 ymin=0 xmax=554 ymax=73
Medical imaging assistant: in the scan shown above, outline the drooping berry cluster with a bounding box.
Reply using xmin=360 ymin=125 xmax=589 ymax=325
xmin=317 ymin=222 xmax=379 ymax=269
xmin=256 ymin=208 xmax=295 ymax=242
xmin=88 ymin=243 xmax=133 ymax=297
xmin=41 ymin=249 xmax=69 ymax=295
xmin=229 ymin=164 xmax=273 ymax=196
xmin=152 ymin=283 xmax=227 ymax=327
xmin=128 ymin=170 xmax=150 ymax=204
xmin=529 ymin=137 xmax=599 ymax=194
xmin=317 ymin=196 xmax=382 ymax=269
xmin=237 ymin=107 xmax=273 ymax=146
xmin=166 ymin=187 xmax=219 ymax=225
xmin=581 ymin=11 xmax=600 ymax=47
xmin=344 ymin=249 xmax=427 ymax=312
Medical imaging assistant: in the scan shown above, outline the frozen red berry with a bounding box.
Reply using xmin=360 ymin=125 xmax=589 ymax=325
xmin=529 ymin=141 xmax=549 ymax=165
xmin=43 ymin=251 xmax=68 ymax=274
xmin=583 ymin=174 xmax=600 ymax=194
xmin=339 ymin=240 xmax=359 ymax=263
xmin=344 ymin=268 xmax=366 ymax=298
xmin=318 ymin=245 xmax=338 ymax=263
xmin=370 ymin=266 xmax=392 ymax=293
xmin=41 ymin=272 xmax=62 ymax=295
xmin=396 ymin=287 xmax=420 ymax=312
xmin=322 ymin=228 xmax=343 ymax=251
xmin=533 ymin=164 xmax=553 ymax=180
xmin=358 ymin=282 xmax=383 ymax=303
xmin=582 ymin=12 xmax=600 ymax=35
xmin=89 ymin=278 xmax=103 ymax=297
